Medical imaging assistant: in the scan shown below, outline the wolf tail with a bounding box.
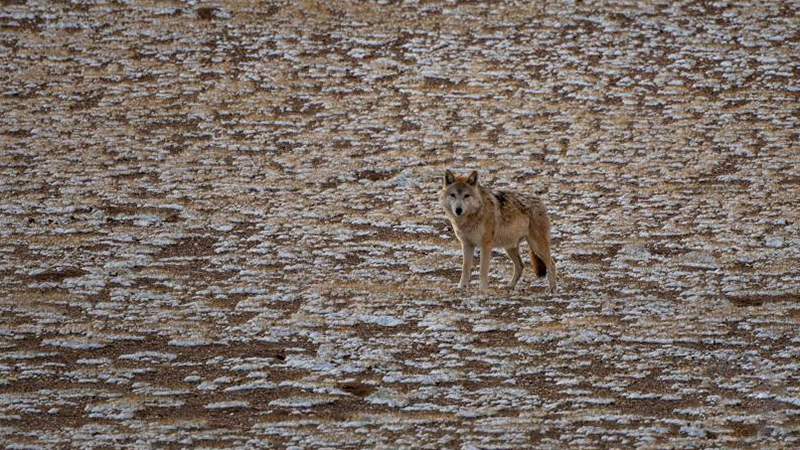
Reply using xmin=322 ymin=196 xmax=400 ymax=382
xmin=531 ymin=251 xmax=547 ymax=277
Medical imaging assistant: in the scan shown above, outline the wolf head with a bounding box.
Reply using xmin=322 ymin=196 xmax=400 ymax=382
xmin=441 ymin=169 xmax=482 ymax=219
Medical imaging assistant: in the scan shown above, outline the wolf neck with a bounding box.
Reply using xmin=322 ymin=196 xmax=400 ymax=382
xmin=454 ymin=208 xmax=480 ymax=227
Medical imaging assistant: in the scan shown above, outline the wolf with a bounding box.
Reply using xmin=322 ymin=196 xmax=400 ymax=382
xmin=440 ymin=169 xmax=556 ymax=293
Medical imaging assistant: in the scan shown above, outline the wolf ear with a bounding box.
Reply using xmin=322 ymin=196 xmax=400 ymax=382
xmin=466 ymin=170 xmax=478 ymax=186
xmin=444 ymin=169 xmax=456 ymax=186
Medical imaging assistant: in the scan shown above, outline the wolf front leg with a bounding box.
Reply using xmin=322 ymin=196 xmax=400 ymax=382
xmin=459 ymin=241 xmax=475 ymax=289
xmin=479 ymin=241 xmax=492 ymax=292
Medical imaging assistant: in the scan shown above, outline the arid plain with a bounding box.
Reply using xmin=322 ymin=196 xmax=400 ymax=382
xmin=1 ymin=1 xmax=799 ymax=449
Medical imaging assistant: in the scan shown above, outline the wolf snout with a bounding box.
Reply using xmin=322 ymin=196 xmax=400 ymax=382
xmin=455 ymin=207 xmax=463 ymax=215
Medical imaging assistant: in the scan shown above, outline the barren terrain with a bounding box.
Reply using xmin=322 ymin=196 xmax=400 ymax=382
xmin=1 ymin=0 xmax=799 ymax=449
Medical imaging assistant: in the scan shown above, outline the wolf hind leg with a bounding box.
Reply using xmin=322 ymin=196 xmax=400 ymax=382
xmin=505 ymin=246 xmax=523 ymax=289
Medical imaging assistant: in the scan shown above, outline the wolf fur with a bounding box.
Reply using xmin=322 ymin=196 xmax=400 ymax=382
xmin=440 ymin=169 xmax=557 ymax=293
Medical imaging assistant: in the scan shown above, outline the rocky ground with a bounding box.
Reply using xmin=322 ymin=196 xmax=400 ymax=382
xmin=1 ymin=0 xmax=799 ymax=449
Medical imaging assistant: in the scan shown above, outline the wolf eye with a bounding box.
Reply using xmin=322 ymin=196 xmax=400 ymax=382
xmin=464 ymin=194 xmax=471 ymax=199
xmin=450 ymin=194 xmax=456 ymax=198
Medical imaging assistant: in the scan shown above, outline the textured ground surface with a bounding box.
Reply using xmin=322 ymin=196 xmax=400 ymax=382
xmin=2 ymin=0 xmax=800 ymax=449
